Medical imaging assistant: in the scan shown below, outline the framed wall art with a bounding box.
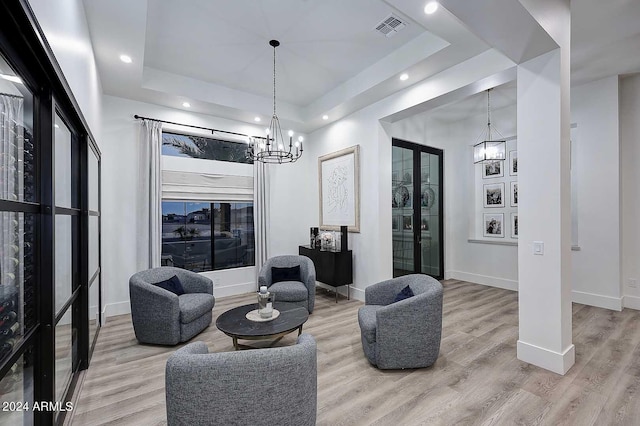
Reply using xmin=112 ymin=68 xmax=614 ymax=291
xmin=509 ymin=150 xmax=518 ymax=176
xmin=511 ymin=213 xmax=518 ymax=239
xmin=510 ymin=181 xmax=518 ymax=207
xmin=483 ymin=213 xmax=504 ymax=238
xmin=483 ymin=182 xmax=505 ymax=208
xmin=483 ymin=160 xmax=504 ymax=179
xmin=319 ymin=145 xmax=360 ymax=232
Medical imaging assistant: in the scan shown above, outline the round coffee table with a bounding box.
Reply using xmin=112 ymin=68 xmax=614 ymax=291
xmin=216 ymin=303 xmax=309 ymax=350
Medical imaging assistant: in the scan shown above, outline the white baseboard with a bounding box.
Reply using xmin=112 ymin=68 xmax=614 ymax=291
xmin=447 ymin=270 xmax=518 ymax=292
xmin=213 ymin=281 xmax=255 ymax=298
xmin=623 ymin=295 xmax=640 ymax=310
xmin=572 ymin=290 xmax=622 ymax=311
xmin=104 ymin=301 xmax=131 ymax=318
xmin=315 ymin=282 xmax=365 ymax=302
xmin=517 ymin=340 xmax=575 ymax=375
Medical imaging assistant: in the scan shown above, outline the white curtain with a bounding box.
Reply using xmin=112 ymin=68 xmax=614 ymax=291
xmin=253 ymin=160 xmax=270 ymax=281
xmin=0 ymin=95 xmax=24 ymax=304
xmin=137 ymin=119 xmax=163 ymax=269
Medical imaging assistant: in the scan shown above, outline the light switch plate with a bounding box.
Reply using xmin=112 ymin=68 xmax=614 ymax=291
xmin=533 ymin=241 xmax=544 ymax=255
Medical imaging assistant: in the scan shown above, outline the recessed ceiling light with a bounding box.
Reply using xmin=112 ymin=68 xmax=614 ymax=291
xmin=254 ymin=117 xmax=261 ymax=122
xmin=424 ymin=2 xmax=438 ymax=14
xmin=182 ymin=102 xmax=191 ymax=108
xmin=54 ymin=124 xmax=60 ymax=129
xmin=119 ymin=54 xmax=132 ymax=64
xmin=400 ymin=73 xmax=409 ymax=81
xmin=322 ymin=115 xmax=329 ymax=120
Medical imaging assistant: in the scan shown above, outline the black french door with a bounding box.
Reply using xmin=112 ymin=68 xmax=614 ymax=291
xmin=0 ymin=2 xmax=102 ymax=425
xmin=392 ymin=138 xmax=444 ymax=279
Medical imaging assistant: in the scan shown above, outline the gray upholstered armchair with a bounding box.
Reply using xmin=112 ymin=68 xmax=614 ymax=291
xmin=165 ymin=334 xmax=317 ymax=426
xmin=129 ymin=267 xmax=215 ymax=345
xmin=258 ymin=255 xmax=316 ymax=313
xmin=358 ymin=274 xmax=443 ymax=369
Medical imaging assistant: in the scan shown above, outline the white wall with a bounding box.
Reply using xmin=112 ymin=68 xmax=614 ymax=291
xmin=392 ymin=102 xmax=519 ymax=291
xmin=621 ymin=73 xmax=640 ymax=309
xmin=571 ymin=76 xmax=622 ymax=309
xmin=28 ymin=0 xmax=103 ymax=141
xmin=387 ymin=76 xmax=624 ymax=311
xmin=100 ymin=95 xmax=293 ymax=316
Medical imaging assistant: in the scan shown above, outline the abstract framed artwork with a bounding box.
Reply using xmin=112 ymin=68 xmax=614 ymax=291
xmin=509 ymin=150 xmax=518 ymax=176
xmin=511 ymin=213 xmax=518 ymax=239
xmin=510 ymin=181 xmax=518 ymax=207
xmin=483 ymin=213 xmax=504 ymax=238
xmin=483 ymin=160 xmax=504 ymax=179
xmin=483 ymin=182 xmax=505 ymax=208
xmin=319 ymin=145 xmax=360 ymax=232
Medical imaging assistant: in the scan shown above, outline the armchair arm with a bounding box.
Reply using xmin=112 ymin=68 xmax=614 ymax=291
xmin=129 ymin=280 xmax=181 ymax=345
xmin=365 ymin=278 xmax=405 ymax=306
xmin=258 ymin=267 xmax=273 ymax=289
xmin=304 ymin=260 xmax=316 ymax=313
xmin=175 ymin=270 xmax=213 ymax=294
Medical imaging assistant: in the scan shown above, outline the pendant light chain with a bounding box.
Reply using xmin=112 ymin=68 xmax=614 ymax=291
xmin=273 ymin=43 xmax=276 ymax=116
xmin=487 ymin=88 xmax=492 ymax=141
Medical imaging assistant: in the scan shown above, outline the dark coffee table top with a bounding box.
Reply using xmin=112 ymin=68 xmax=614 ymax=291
xmin=215 ymin=303 xmax=309 ymax=339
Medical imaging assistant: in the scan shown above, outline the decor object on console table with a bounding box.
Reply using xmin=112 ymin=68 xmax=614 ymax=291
xmin=340 ymin=225 xmax=348 ymax=252
xmin=165 ymin=334 xmax=317 ymax=426
xmin=358 ymin=274 xmax=442 ymax=369
xmin=309 ymin=227 xmax=319 ymax=249
xmin=319 ymin=145 xmax=360 ymax=232
xmin=299 ymin=245 xmax=352 ymax=302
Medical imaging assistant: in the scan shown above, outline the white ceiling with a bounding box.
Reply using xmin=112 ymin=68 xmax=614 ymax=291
xmin=82 ymin=0 xmax=640 ymax=130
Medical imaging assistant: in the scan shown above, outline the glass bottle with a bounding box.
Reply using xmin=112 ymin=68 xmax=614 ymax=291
xmin=257 ymin=286 xmax=274 ymax=318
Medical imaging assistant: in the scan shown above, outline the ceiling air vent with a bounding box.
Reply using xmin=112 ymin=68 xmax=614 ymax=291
xmin=374 ymin=14 xmax=407 ymax=38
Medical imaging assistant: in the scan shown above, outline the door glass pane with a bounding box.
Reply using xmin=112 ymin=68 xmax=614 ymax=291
xmin=55 ymin=215 xmax=72 ymax=314
xmin=89 ymin=216 xmax=99 ymax=278
xmin=0 ymin=54 xmax=36 ymax=203
xmin=392 ymin=146 xmax=414 ymax=277
xmin=0 ymin=212 xmax=36 ymax=362
xmin=183 ymin=202 xmax=211 ymax=272
xmin=54 ymin=114 xmax=73 ymax=208
xmin=214 ymin=203 xmax=252 ymax=269
xmin=88 ymin=149 xmax=99 ymax=211
xmin=89 ymin=278 xmax=99 ymax=345
xmin=0 ymin=347 xmax=34 ymax=426
xmin=421 ymin=152 xmax=440 ymax=277
xmin=55 ymin=308 xmax=74 ymax=403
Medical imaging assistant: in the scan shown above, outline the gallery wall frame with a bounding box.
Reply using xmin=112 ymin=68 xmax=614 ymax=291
xmin=483 ymin=182 xmax=505 ymax=208
xmin=509 ymin=150 xmax=518 ymax=176
xmin=483 ymin=159 xmax=504 ymax=179
xmin=511 ymin=213 xmax=518 ymax=238
xmin=484 ymin=213 xmax=505 ymax=238
xmin=319 ymin=145 xmax=360 ymax=232
xmin=510 ymin=181 xmax=518 ymax=207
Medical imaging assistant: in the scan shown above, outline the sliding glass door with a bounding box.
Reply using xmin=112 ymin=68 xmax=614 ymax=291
xmin=392 ymin=138 xmax=444 ymax=279
xmin=0 ymin=3 xmax=103 ymax=424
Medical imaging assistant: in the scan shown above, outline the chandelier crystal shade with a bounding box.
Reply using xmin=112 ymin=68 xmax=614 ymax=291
xmin=247 ymin=40 xmax=303 ymax=164
xmin=473 ymin=88 xmax=506 ymax=164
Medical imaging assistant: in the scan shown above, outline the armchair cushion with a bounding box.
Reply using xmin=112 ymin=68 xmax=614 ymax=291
xmin=271 ymin=265 xmax=301 ymax=284
xmin=179 ymin=293 xmax=215 ymax=324
xmin=269 ymin=281 xmax=308 ymax=302
xmin=153 ymin=275 xmax=185 ymax=296
xmin=393 ymin=285 xmax=414 ymax=303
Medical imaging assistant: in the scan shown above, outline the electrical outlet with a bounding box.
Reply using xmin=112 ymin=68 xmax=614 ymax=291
xmin=628 ymin=278 xmax=638 ymax=288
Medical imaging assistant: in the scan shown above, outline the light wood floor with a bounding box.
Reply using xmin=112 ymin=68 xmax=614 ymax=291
xmin=70 ymin=280 xmax=640 ymax=425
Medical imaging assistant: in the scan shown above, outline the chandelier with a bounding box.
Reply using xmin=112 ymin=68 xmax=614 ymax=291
xmin=247 ymin=40 xmax=303 ymax=164
xmin=473 ymin=88 xmax=506 ymax=163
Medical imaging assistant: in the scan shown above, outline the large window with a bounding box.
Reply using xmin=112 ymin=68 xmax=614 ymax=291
xmin=162 ymin=131 xmax=253 ymax=164
xmin=162 ymin=202 xmax=255 ymax=272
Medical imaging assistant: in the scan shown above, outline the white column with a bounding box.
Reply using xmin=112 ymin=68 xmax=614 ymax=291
xmin=516 ymin=45 xmax=574 ymax=374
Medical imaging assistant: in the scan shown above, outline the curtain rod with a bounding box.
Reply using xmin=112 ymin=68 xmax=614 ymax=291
xmin=133 ymin=114 xmax=265 ymax=140
xmin=0 ymin=92 xmax=24 ymax=99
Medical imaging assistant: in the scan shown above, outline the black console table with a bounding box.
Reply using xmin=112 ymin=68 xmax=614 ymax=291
xmin=299 ymin=245 xmax=353 ymax=302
